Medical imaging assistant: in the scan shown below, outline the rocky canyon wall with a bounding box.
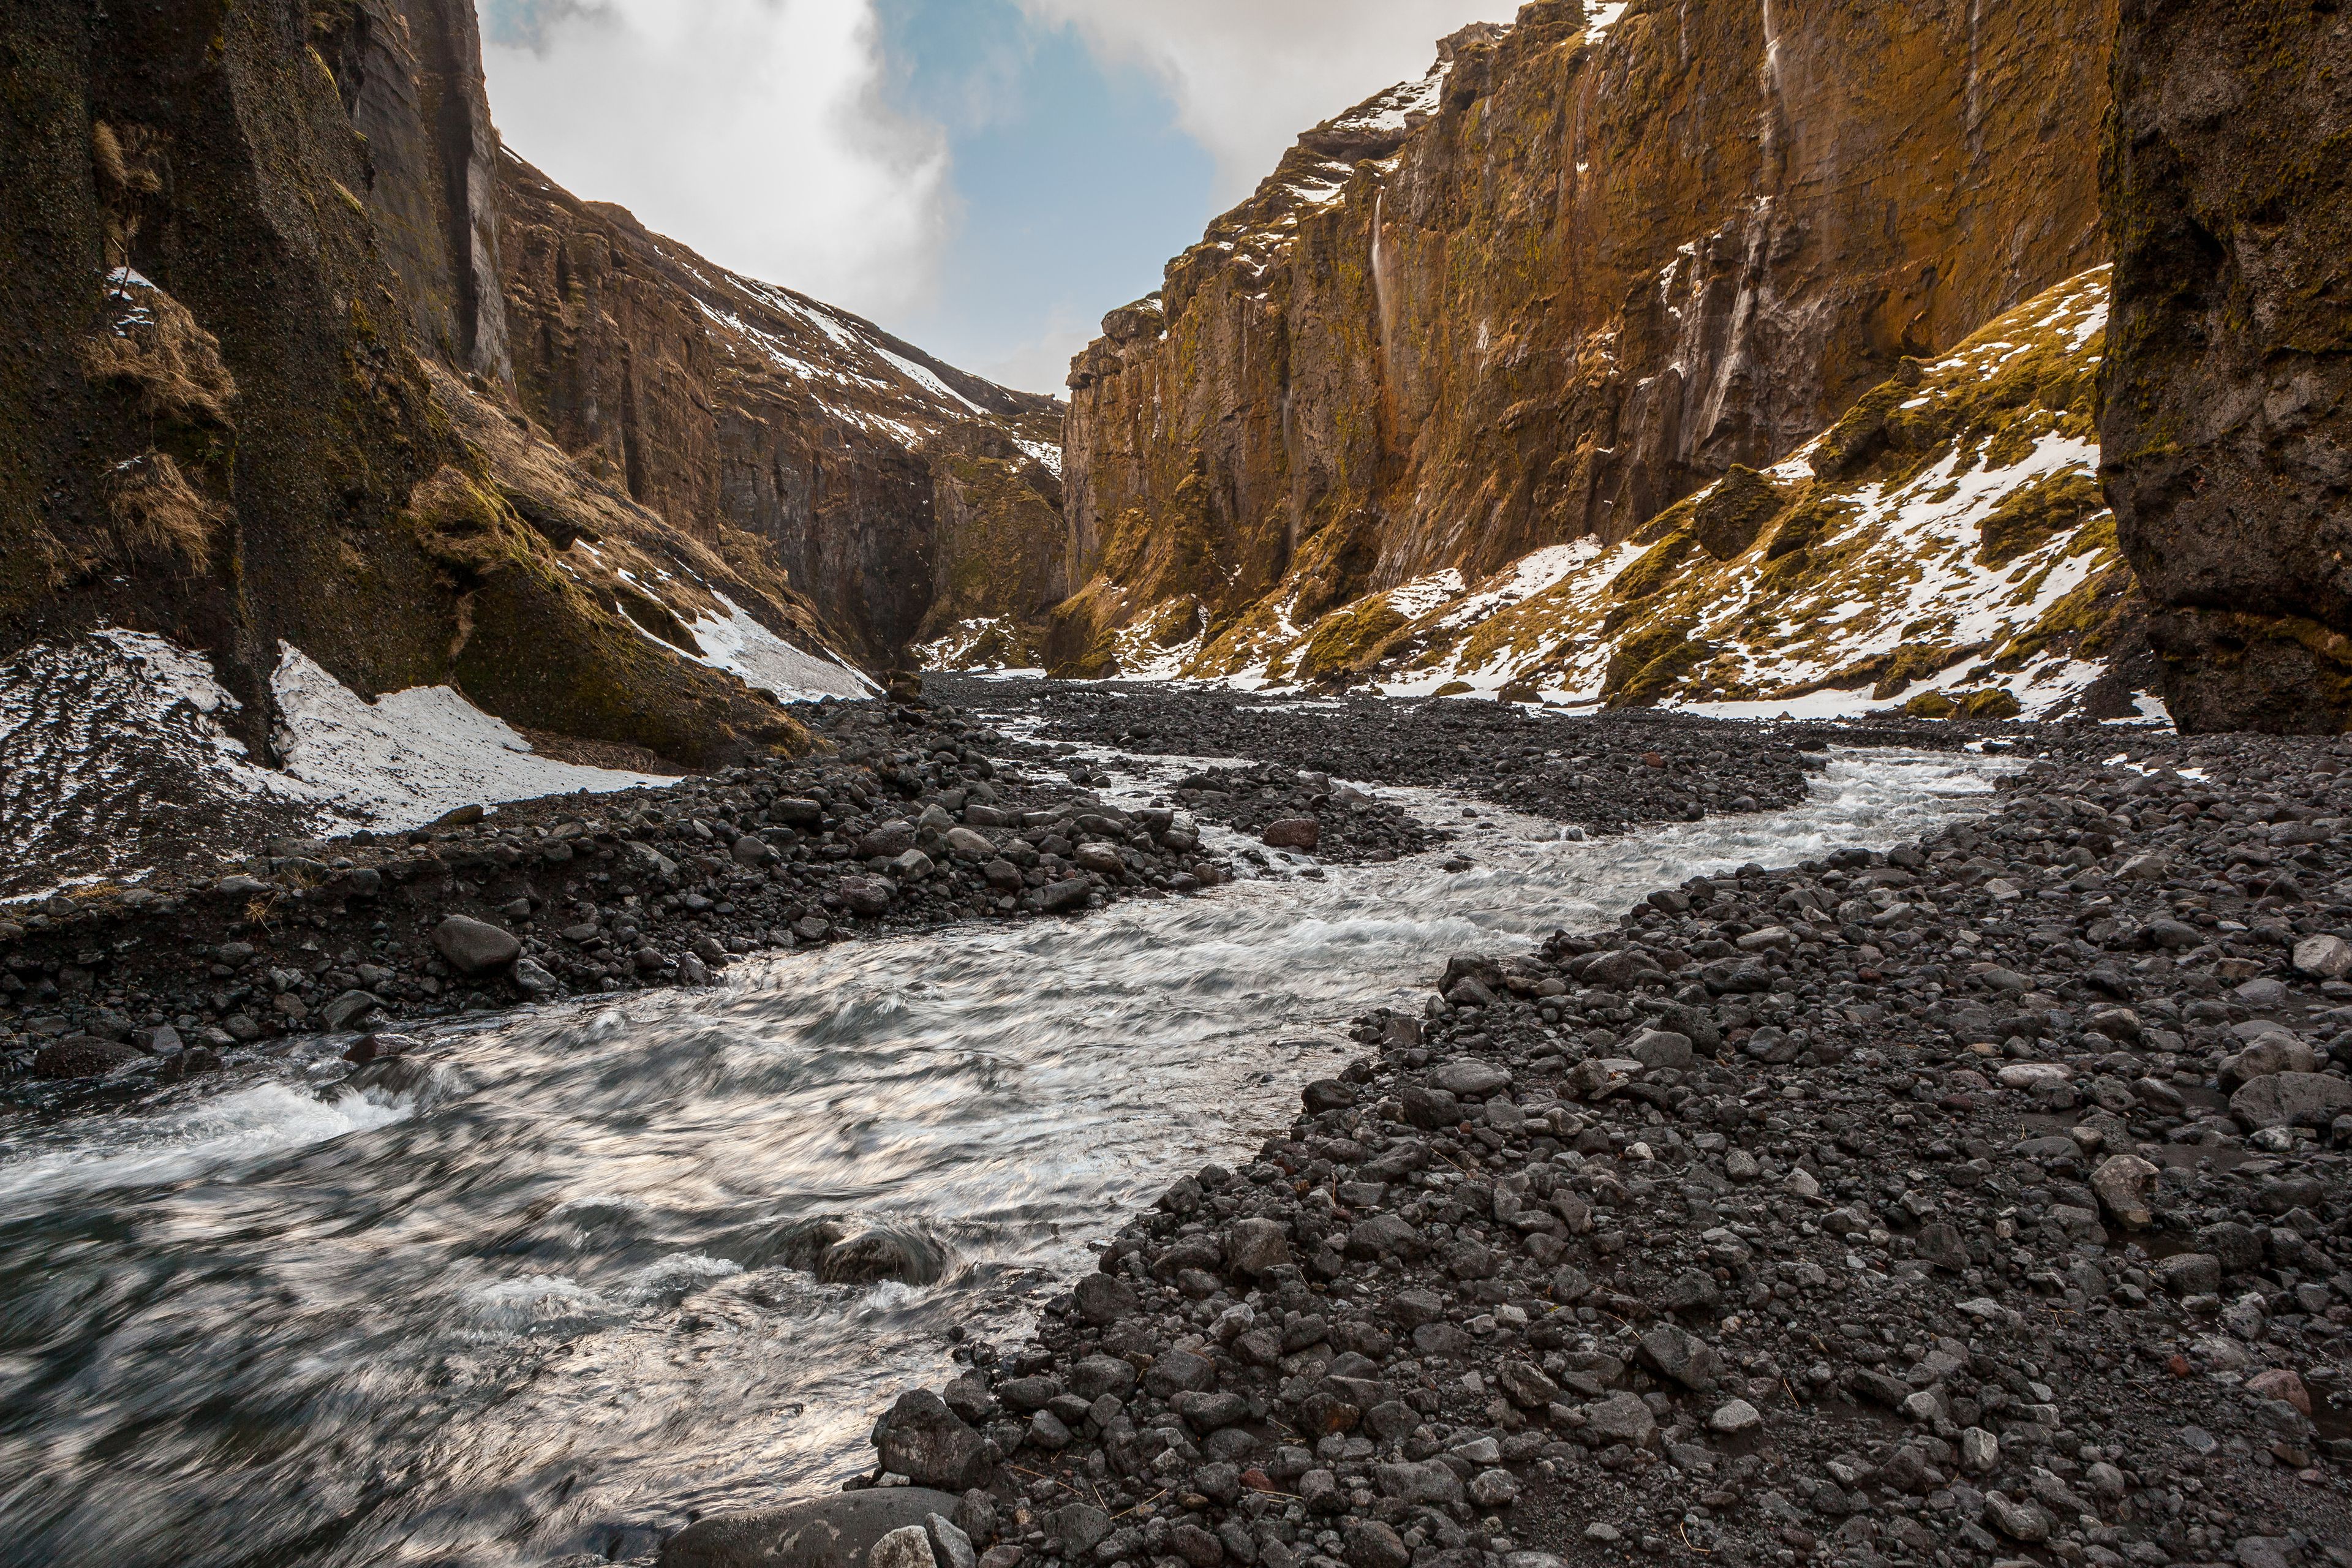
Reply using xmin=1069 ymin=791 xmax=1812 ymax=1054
xmin=2100 ymin=0 xmax=2352 ymax=734
xmin=1 ymin=0 xmax=1066 ymax=769
xmin=495 ymin=157 xmax=1065 ymax=672
xmin=0 ymin=0 xmax=551 ymax=744
xmin=1054 ymin=0 xmax=2117 ymax=677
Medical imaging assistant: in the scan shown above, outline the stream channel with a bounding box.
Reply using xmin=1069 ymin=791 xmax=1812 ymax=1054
xmin=0 ymin=747 xmax=2003 ymax=1568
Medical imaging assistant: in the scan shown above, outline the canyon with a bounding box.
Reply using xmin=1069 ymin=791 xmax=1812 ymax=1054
xmin=2 ymin=0 xmax=1063 ymax=778
xmin=2 ymin=4 xmax=2350 ymax=1566
xmin=4 ymin=0 xmax=2345 ymax=778
xmin=1044 ymin=0 xmax=2119 ymax=699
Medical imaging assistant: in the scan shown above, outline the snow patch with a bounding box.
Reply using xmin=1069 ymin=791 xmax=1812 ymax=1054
xmin=677 ymin=593 xmax=876 ymax=701
xmin=872 ymin=344 xmax=987 ymax=417
xmin=1016 ymin=439 xmax=1064 ymax=478
xmin=270 ymin=646 xmax=671 ymax=829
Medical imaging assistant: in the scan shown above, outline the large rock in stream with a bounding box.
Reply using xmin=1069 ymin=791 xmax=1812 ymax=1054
xmin=659 ymin=1487 xmax=962 ymax=1568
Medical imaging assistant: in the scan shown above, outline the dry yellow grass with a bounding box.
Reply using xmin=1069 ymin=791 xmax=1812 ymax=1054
xmin=101 ymin=452 xmax=223 ymax=571
xmin=78 ymin=273 xmax=239 ymax=428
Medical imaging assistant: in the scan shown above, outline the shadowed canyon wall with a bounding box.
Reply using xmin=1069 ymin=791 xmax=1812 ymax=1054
xmin=2101 ymin=0 xmax=2352 ymax=734
xmin=495 ymin=157 xmax=1065 ymax=673
xmin=1054 ymin=0 xmax=2117 ymax=676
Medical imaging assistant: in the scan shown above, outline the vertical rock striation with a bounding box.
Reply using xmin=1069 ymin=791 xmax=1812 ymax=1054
xmin=1055 ymin=0 xmax=2116 ymax=676
xmin=313 ymin=0 xmax=513 ymax=385
xmin=2100 ymin=0 xmax=2352 ymax=733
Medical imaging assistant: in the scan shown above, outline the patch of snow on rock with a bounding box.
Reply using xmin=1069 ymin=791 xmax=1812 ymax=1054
xmin=270 ymin=646 xmax=669 ymax=830
xmin=678 ymin=594 xmax=876 ymax=701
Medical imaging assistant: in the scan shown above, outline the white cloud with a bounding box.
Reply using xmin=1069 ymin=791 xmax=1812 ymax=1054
xmin=1016 ymin=0 xmax=1523 ymax=203
xmin=963 ymin=304 xmax=1097 ymax=397
xmin=481 ymin=0 xmax=954 ymax=325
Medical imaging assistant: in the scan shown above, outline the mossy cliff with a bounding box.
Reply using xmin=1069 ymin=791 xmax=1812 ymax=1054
xmin=2 ymin=0 xmax=1068 ymax=768
xmin=1156 ymin=269 xmax=2152 ymax=723
xmin=497 ymin=158 xmax=1066 ymax=672
xmin=1054 ymin=0 xmax=2116 ymax=677
xmin=2100 ymin=0 xmax=2352 ymax=734
xmin=2 ymin=0 xmax=465 ymax=738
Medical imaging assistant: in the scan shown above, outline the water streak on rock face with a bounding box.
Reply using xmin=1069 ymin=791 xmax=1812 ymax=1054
xmin=2099 ymin=0 xmax=2352 ymax=734
xmin=1053 ymin=0 xmax=2116 ymax=677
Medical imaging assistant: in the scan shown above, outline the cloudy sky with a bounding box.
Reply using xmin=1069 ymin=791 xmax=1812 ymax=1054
xmin=478 ymin=0 xmax=1519 ymax=394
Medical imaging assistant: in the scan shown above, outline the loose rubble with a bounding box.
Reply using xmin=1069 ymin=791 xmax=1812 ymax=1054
xmin=801 ymin=727 xmax=2352 ymax=1568
xmin=0 ymin=695 xmax=1234 ymax=1090
xmin=1016 ymin=752 xmax=1444 ymax=866
xmin=933 ymin=677 xmax=1970 ymax=835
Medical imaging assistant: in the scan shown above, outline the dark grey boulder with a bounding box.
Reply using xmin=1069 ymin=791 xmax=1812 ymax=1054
xmin=2231 ymin=1071 xmax=2352 ymax=1129
xmin=32 ymin=1035 xmax=141 ymax=1079
xmin=1072 ymin=1272 xmax=1138 ymax=1324
xmin=816 ymin=1231 xmax=948 ymax=1286
xmin=431 ymin=915 xmax=521 ymax=975
xmin=840 ymin=878 xmax=896 ymax=918
xmin=872 ymin=1390 xmax=993 ymax=1491
xmin=658 ymin=1487 xmax=962 ymax=1568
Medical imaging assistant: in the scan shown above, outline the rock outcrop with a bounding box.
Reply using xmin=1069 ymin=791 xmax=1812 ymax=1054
xmin=1161 ymin=268 xmax=2149 ymax=720
xmin=1 ymin=0 xmax=1065 ymax=773
xmin=2100 ymin=0 xmax=2352 ymax=734
xmin=312 ymin=0 xmax=513 ymax=385
xmin=496 ymin=156 xmax=1065 ymax=671
xmin=1050 ymin=0 xmax=2116 ymax=680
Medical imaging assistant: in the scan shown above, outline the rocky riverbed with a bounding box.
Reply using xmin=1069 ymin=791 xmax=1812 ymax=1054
xmin=930 ymin=679 xmax=1970 ymax=836
xmin=675 ymin=711 xmax=2352 ymax=1568
xmin=0 ymin=695 xmax=1249 ymax=1093
xmin=5 ymin=683 xmax=2350 ymax=1568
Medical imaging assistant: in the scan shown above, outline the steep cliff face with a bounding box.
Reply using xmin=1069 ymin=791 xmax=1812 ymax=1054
xmin=2 ymin=0 xmax=1067 ymax=782
xmin=1051 ymin=0 xmax=2116 ymax=679
xmin=15 ymin=6 xmax=459 ymax=730
xmin=496 ymin=156 xmax=1065 ymax=670
xmin=312 ymin=0 xmax=512 ymax=385
xmin=2100 ymin=0 xmax=2352 ymax=734
xmin=1166 ymin=268 xmax=2150 ymax=721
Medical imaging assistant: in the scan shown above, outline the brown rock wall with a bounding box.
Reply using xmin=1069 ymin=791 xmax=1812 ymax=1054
xmin=496 ymin=156 xmax=1065 ymax=669
xmin=315 ymin=0 xmax=512 ymax=383
xmin=2100 ymin=0 xmax=2352 ymax=733
xmin=1060 ymin=0 xmax=2115 ymax=674
xmin=3 ymin=0 xmax=1069 ymax=776
xmin=0 ymin=0 xmax=461 ymax=731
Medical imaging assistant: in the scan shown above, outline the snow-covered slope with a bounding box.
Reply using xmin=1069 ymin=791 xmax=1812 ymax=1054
xmin=1016 ymin=268 xmax=2147 ymax=722
xmin=0 ymin=630 xmax=688 ymax=900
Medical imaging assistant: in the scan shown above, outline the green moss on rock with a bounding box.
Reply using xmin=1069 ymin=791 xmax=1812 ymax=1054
xmin=1611 ymin=531 xmax=1695 ymax=602
xmin=1295 ymin=597 xmax=1408 ymax=682
xmin=1604 ymin=620 xmax=1711 ymax=706
xmin=1691 ymin=465 xmax=1785 ymax=560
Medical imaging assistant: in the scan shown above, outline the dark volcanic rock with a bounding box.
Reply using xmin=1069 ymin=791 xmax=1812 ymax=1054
xmin=872 ymin=1390 xmax=993 ymax=1492
xmin=936 ymin=675 xmax=1962 ymax=839
xmin=848 ymin=717 xmax=2352 ymax=1565
xmin=431 ymin=915 xmax=521 ymax=976
xmin=0 ymin=696 xmax=1240 ymax=1080
xmin=2103 ymin=0 xmax=2352 ymax=732
xmin=657 ymin=1487 xmax=964 ymax=1568
xmin=31 ymin=1035 xmax=139 ymax=1080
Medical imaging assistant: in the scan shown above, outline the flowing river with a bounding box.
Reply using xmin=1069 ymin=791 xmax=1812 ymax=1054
xmin=0 ymin=749 xmax=2003 ymax=1568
